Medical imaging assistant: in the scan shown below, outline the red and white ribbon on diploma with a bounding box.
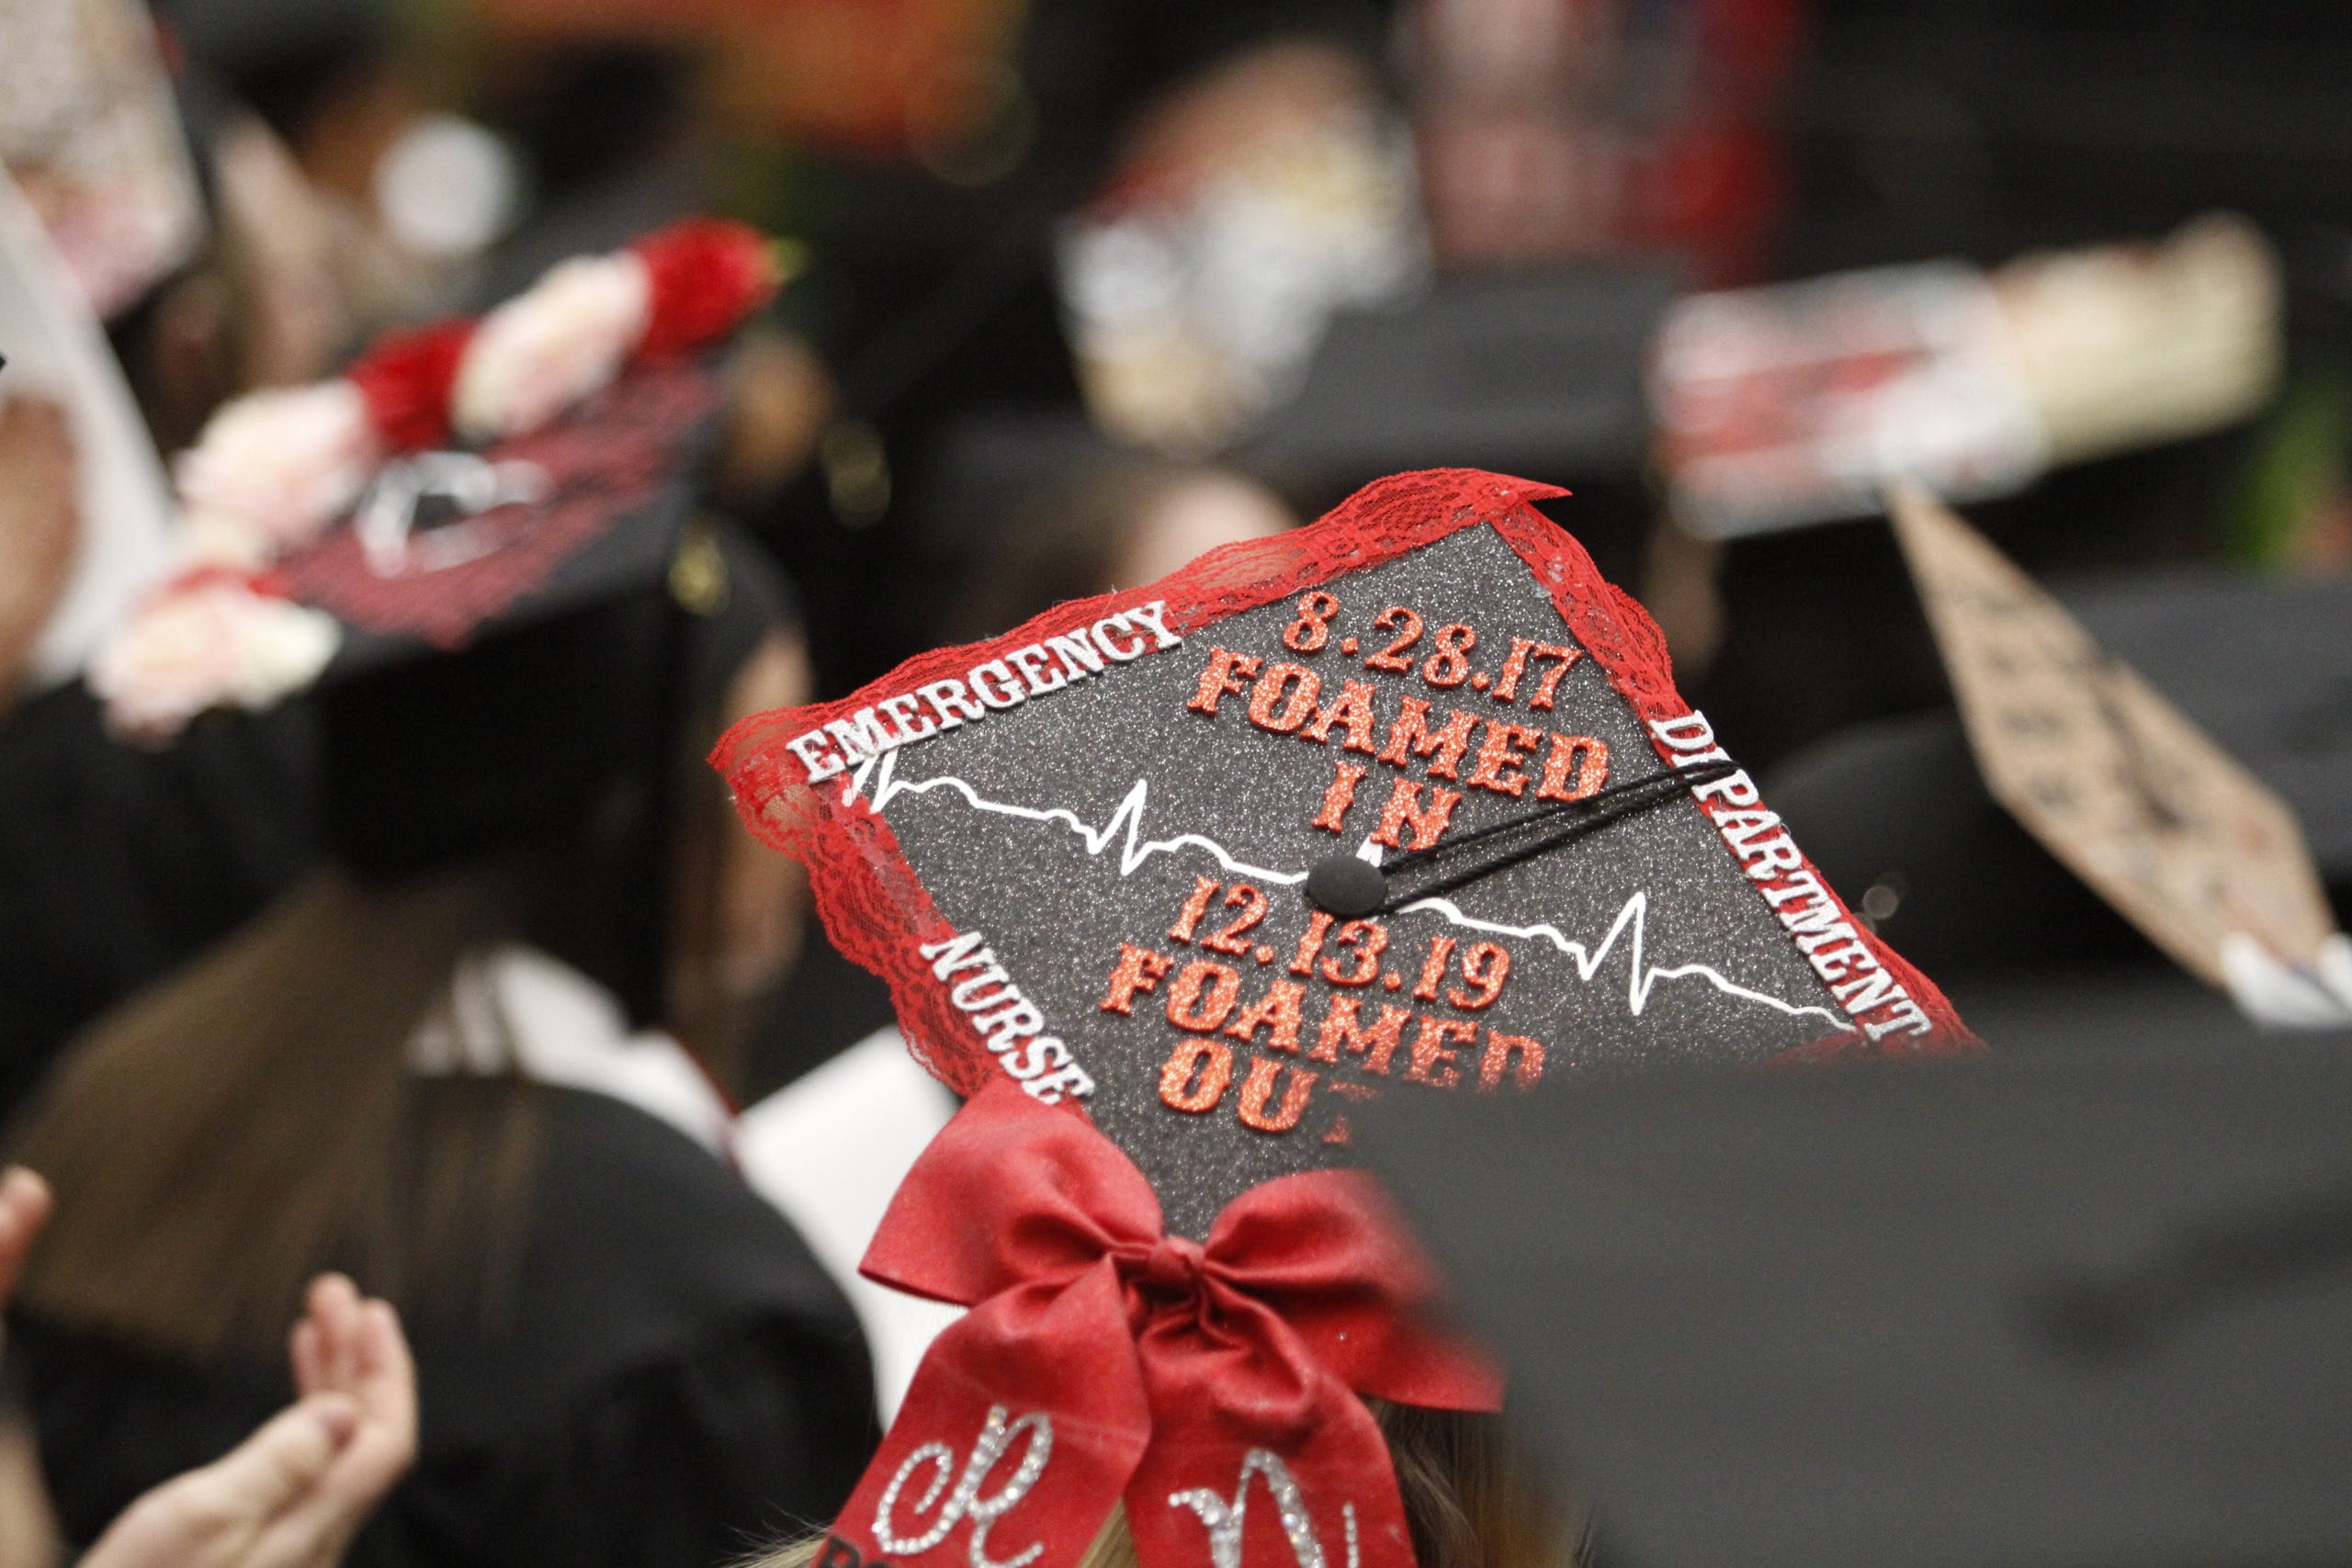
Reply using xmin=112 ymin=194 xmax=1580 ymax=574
xmin=819 ymin=1079 xmax=1501 ymax=1568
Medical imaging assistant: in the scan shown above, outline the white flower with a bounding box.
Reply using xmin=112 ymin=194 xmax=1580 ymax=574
xmin=173 ymin=382 xmax=379 ymax=554
xmin=452 ymin=253 xmax=650 ymax=441
xmin=92 ymin=580 xmax=341 ymax=743
xmin=225 ymin=594 xmax=341 ymax=708
xmin=177 ymin=508 xmax=277 ymax=570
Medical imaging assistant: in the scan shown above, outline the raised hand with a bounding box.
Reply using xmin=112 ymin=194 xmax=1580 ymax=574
xmin=288 ymin=1273 xmax=418 ymax=1536
xmin=81 ymin=1274 xmax=418 ymax=1568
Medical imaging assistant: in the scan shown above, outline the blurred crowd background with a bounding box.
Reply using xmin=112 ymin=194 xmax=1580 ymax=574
xmin=4 ymin=0 xmax=2352 ymax=1564
xmin=9 ymin=0 xmax=2352 ymax=1079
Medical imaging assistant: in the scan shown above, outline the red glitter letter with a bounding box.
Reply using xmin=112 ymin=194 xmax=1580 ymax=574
xmin=1187 ymin=648 xmax=1262 ymax=716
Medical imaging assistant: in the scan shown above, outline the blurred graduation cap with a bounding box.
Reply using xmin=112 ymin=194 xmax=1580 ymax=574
xmin=1888 ymin=482 xmax=2339 ymax=996
xmin=92 ymin=352 xmax=740 ymax=849
xmin=1789 ymin=484 xmax=2352 ymax=1029
xmin=1249 ymin=266 xmax=1676 ymax=491
xmin=1769 ymin=557 xmax=2352 ymax=1005
xmin=307 ymin=401 xmax=793 ymax=1021
xmin=1356 ymin=1030 xmax=2352 ymax=1568
xmin=1649 ymin=221 xmax=2280 ymax=541
xmin=2067 ymin=568 xmax=2352 ymax=890
xmin=93 ymin=218 xmax=791 ymax=1012
xmin=716 ymin=466 xmax=1972 ymax=1241
xmin=282 ymin=362 xmax=727 ymax=680
xmin=96 ymin=218 xmax=784 ymax=716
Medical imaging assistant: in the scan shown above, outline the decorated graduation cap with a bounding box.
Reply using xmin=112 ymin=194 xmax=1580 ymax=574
xmin=93 ymin=217 xmax=781 ymax=740
xmin=712 ymin=469 xmax=1974 ymax=1568
xmin=1357 ymin=1031 xmax=2352 ymax=1568
xmin=91 ymin=218 xmax=786 ymax=1018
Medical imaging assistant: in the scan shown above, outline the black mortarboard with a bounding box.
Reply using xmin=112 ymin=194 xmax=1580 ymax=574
xmin=177 ymin=352 xmax=748 ymax=889
xmin=313 ymin=500 xmax=787 ymax=877
xmin=1356 ymin=1031 xmax=2352 ymax=1568
xmin=1767 ymin=551 xmax=2352 ymax=989
xmin=300 ymin=371 xmax=789 ymax=1010
xmin=285 ymin=358 xmax=728 ymax=679
xmin=1250 ymin=268 xmax=1675 ymax=497
xmin=97 ymin=216 xmax=788 ymax=808
xmin=320 ymin=437 xmax=793 ymax=1042
xmin=2068 ymin=569 xmax=2352 ymax=889
xmin=717 ymin=468 xmax=1972 ymax=1240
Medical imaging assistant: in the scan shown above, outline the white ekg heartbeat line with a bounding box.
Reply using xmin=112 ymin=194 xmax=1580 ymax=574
xmin=853 ymin=748 xmax=1304 ymax=886
xmin=1394 ymin=892 xmax=1849 ymax=1027
xmin=847 ymin=750 xmax=1852 ymax=1031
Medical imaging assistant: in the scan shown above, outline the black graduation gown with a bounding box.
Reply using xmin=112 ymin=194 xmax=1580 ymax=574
xmin=0 ymin=681 xmax=318 ymax=1119
xmin=13 ymin=1081 xmax=880 ymax=1568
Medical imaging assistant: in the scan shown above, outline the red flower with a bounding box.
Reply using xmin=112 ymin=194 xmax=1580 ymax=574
xmin=632 ymin=219 xmax=780 ymax=360
xmin=347 ymin=319 xmax=477 ymax=452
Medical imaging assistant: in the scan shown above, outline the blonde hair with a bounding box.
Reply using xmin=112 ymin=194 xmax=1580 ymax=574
xmin=741 ymin=1404 xmax=1582 ymax=1568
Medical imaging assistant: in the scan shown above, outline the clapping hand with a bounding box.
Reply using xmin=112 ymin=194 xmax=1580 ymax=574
xmin=81 ymin=1274 xmax=418 ymax=1568
xmin=0 ymin=1165 xmax=418 ymax=1568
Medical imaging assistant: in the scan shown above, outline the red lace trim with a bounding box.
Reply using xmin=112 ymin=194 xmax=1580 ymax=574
xmin=713 ymin=468 xmax=1973 ymax=1094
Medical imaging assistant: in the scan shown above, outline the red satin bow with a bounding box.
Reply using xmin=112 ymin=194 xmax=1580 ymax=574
xmin=820 ymin=1078 xmax=1500 ymax=1568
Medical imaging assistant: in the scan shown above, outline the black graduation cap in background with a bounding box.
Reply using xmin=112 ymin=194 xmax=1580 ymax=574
xmin=262 ymin=356 xmax=780 ymax=1024
xmin=277 ymin=358 xmax=726 ymax=677
xmin=1248 ymin=269 xmax=1677 ymax=582
xmin=1250 ymin=268 xmax=1677 ymax=491
xmin=275 ymin=359 xmax=744 ymax=855
xmin=356 ymin=376 xmax=809 ymax=1025
xmin=716 ymin=468 xmax=1972 ymax=1239
xmin=1356 ymin=1030 xmax=2352 ymax=1568
xmin=88 ymin=214 xmax=794 ymax=1023
xmin=2068 ymin=569 xmax=2352 ymax=889
xmin=1768 ymin=546 xmax=2352 ymax=988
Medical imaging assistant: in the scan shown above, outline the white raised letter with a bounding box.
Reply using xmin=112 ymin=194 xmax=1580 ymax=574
xmin=1649 ymin=713 xmax=1719 ymax=752
xmin=1121 ymin=600 xmax=1183 ymax=650
xmin=786 ymin=729 xmax=844 ymax=783
xmin=1092 ymin=616 xmax=1146 ymax=660
xmin=967 ymin=660 xmax=1025 ymax=710
xmin=880 ymin=692 xmax=939 ymax=743
xmin=1006 ymin=644 xmax=1069 ymax=696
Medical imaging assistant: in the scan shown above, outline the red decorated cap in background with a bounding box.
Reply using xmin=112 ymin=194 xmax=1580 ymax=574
xmin=97 ymin=219 xmax=783 ymax=743
xmin=293 ymin=219 xmax=779 ymax=668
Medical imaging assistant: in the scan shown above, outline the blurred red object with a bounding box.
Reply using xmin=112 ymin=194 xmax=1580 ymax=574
xmin=349 ymin=321 xmax=476 ymax=454
xmin=480 ymin=0 xmax=1023 ymax=157
xmin=633 ymin=219 xmax=782 ymax=357
xmin=1410 ymin=0 xmax=1802 ymax=286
